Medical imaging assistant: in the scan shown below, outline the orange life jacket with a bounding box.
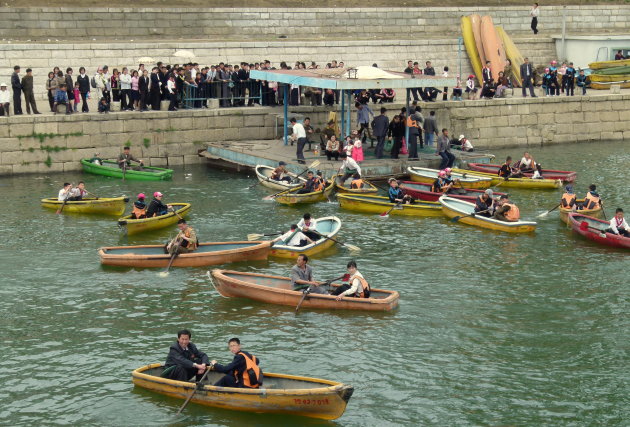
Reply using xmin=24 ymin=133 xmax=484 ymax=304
xmin=584 ymin=192 xmax=600 ymax=209
xmin=180 ymin=227 xmax=198 ymax=250
xmin=131 ymin=205 xmax=146 ymax=219
xmin=351 ymin=274 xmax=371 ymax=298
xmin=234 ymin=352 xmax=262 ymax=388
xmin=350 ymin=179 xmax=364 ymax=189
xmin=561 ymin=193 xmax=576 ymax=209
xmin=503 ymin=203 xmax=520 ymax=221
xmin=406 ymin=116 xmax=418 ymax=128
xmin=314 ymin=178 xmax=324 ymax=192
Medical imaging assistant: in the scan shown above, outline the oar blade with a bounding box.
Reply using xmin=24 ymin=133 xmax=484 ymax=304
xmin=247 ymin=233 xmax=263 ymax=241
xmin=379 ymin=212 xmax=389 ymax=218
xmin=345 ymin=243 xmax=361 ymax=252
xmin=537 ymin=211 xmax=549 ymax=218
xmin=158 ymin=271 xmax=170 ymax=278
xmin=450 ymin=216 xmax=462 ymax=222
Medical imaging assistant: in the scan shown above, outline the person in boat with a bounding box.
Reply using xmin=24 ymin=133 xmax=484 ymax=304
xmin=338 ymin=152 xmax=361 ymax=184
xmin=561 ymin=185 xmax=577 ymax=210
xmin=297 ymin=213 xmax=320 ymax=241
xmin=211 ymin=337 xmax=263 ymax=389
xmin=331 ymin=260 xmax=371 ymax=300
xmin=580 ymin=184 xmax=601 ymax=210
xmin=494 ymin=194 xmax=520 ymax=222
xmin=430 ymin=170 xmax=452 ymax=194
xmin=296 ymin=170 xmax=320 ymax=194
xmin=146 ymin=191 xmax=172 ymax=217
xmin=270 ymin=161 xmax=292 ymax=183
xmin=274 ymin=224 xmax=314 ymax=247
xmin=163 ymin=329 xmax=210 ymax=382
xmin=290 ymin=254 xmax=327 ymax=294
xmin=443 ymin=168 xmax=463 ymax=193
xmin=606 ymin=208 xmax=630 ymax=237
xmin=117 ymin=146 xmax=144 ymax=170
xmin=388 ymin=178 xmax=414 ymax=204
xmin=458 ymin=135 xmax=474 ymax=152
xmin=58 ymin=182 xmax=72 ymax=201
xmin=498 ymin=156 xmax=523 ymax=179
xmin=166 ymin=219 xmax=198 ymax=255
xmin=474 ymin=189 xmax=495 ymax=217
xmin=516 ymin=151 xmax=536 ymax=173
xmin=89 ymin=152 xmax=103 ymax=165
xmin=316 ymin=170 xmax=328 ymax=189
xmin=67 ymin=181 xmax=88 ymax=200
xmin=131 ymin=193 xmax=147 ymax=219
xmin=350 ymin=173 xmax=364 ymax=189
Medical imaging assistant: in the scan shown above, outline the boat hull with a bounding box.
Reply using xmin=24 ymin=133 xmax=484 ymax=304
xmin=400 ymin=181 xmax=506 ymax=203
xmin=496 ymin=26 xmax=523 ymax=86
xmin=255 ymin=165 xmax=306 ymax=191
xmin=334 ymin=175 xmax=379 ymax=195
xmin=481 ymin=15 xmax=505 ymax=83
xmin=439 ymin=196 xmax=537 ymax=233
xmin=559 ymin=199 xmax=602 ymax=224
xmin=452 ymin=168 xmax=562 ymax=189
xmin=211 ymin=270 xmax=399 ymax=311
xmin=270 ymin=216 xmax=341 ymax=258
xmin=588 ymin=58 xmax=630 ymax=70
xmin=590 ymin=81 xmax=630 ymax=90
xmin=338 ymin=194 xmax=442 ymax=217
xmin=99 ymin=241 xmax=272 ymax=268
xmin=132 ymin=364 xmax=353 ymax=420
xmin=466 ymin=162 xmax=576 ymax=182
xmin=407 ymin=166 xmax=492 ymax=189
xmin=118 ymin=203 xmax=191 ymax=235
xmin=589 ymin=73 xmax=630 ymax=83
xmin=461 ymin=16 xmax=484 ymax=87
xmin=41 ymin=197 xmax=128 ymax=216
xmin=568 ymin=213 xmax=630 ymax=249
xmin=275 ymin=182 xmax=335 ymax=205
xmin=81 ymin=159 xmax=173 ymax=181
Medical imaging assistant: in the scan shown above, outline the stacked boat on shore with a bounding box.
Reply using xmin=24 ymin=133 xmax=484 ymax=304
xmin=588 ymin=59 xmax=630 ymax=90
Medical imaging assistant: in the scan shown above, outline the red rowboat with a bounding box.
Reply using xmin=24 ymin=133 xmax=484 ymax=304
xmin=568 ymin=213 xmax=630 ymax=250
xmin=400 ymin=181 xmax=507 ymax=203
xmin=467 ymin=163 xmax=577 ymax=182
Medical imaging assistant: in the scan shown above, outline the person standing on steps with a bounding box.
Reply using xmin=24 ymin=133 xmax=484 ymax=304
xmin=21 ymin=68 xmax=40 ymax=115
xmin=520 ymin=57 xmax=537 ymax=98
xmin=290 ymin=117 xmax=307 ymax=165
xmin=530 ymin=3 xmax=539 ymax=35
xmin=372 ymin=107 xmax=389 ymax=159
xmin=11 ymin=65 xmax=23 ymax=115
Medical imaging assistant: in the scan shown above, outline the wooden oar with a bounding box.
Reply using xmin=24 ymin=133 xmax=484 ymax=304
xmin=291 ymin=159 xmax=320 ymax=183
xmin=579 ymin=221 xmax=607 ymax=238
xmin=380 ymin=201 xmax=402 ymax=218
xmin=261 ymin=160 xmax=321 ymax=200
xmin=176 ymin=364 xmax=214 ymax=415
xmin=158 ymin=237 xmax=182 ymax=277
xmin=169 ymin=205 xmax=184 ymax=220
xmin=537 ymin=203 xmax=561 ymax=218
xmin=311 ymin=230 xmax=360 ymax=252
xmin=56 ymin=196 xmax=70 ymax=214
xmin=295 ymin=274 xmax=348 ymax=314
xmin=86 ymin=190 xmax=99 ymax=200
xmin=451 ymin=208 xmax=490 ymax=223
xmin=122 ymin=161 xmax=127 ymax=182
xmin=600 ymin=201 xmax=607 ymax=220
xmin=247 ymin=232 xmax=282 ymax=241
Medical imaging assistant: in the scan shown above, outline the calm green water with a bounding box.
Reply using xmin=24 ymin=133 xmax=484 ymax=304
xmin=1 ymin=141 xmax=628 ymax=426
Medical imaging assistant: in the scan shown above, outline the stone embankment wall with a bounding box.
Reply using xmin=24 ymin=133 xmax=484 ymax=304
xmin=1 ymin=94 xmax=628 ymax=176
xmin=0 ymin=6 xmax=628 ymax=40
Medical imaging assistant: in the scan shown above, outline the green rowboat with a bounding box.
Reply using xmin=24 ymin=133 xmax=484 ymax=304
xmin=81 ymin=159 xmax=173 ymax=181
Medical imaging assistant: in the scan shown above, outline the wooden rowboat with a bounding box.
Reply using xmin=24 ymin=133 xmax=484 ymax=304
xmin=132 ymin=363 xmax=353 ymax=420
xmin=81 ymin=159 xmax=173 ymax=181
xmin=559 ymin=199 xmax=602 ymax=224
xmin=211 ymin=270 xmax=400 ymax=311
xmin=451 ymin=168 xmax=562 ymax=189
xmin=568 ymin=213 xmax=630 ymax=250
xmin=99 ymin=241 xmax=273 ymax=268
xmin=466 ymin=162 xmax=577 ymax=183
xmin=334 ymin=174 xmax=378 ymax=195
xmin=589 ymin=73 xmax=630 ymax=83
xmin=270 ymin=216 xmax=341 ymax=258
xmin=274 ymin=181 xmax=335 ymax=205
xmin=588 ymin=58 xmax=630 ymax=70
xmin=255 ymin=165 xmax=306 ymax=191
xmin=337 ymin=194 xmax=442 ymax=217
xmin=399 ymin=181 xmax=507 ymax=203
xmin=118 ymin=203 xmax=191 ymax=235
xmin=41 ymin=196 xmax=128 ymax=216
xmin=439 ymin=196 xmax=537 ymax=233
xmin=407 ymin=166 xmax=492 ymax=189
xmin=589 ymin=80 xmax=630 ymax=90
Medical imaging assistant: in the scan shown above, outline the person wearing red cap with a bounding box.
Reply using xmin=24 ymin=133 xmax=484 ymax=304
xmin=131 ymin=193 xmax=147 ymax=219
xmin=465 ymin=75 xmax=478 ymax=100
xmin=146 ymin=191 xmax=172 ymax=217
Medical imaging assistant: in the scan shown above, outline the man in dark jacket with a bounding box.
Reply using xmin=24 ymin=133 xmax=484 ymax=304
xmin=520 ymin=57 xmax=537 ymax=97
xmin=11 ymin=65 xmax=23 ymax=115
xmin=139 ymin=69 xmax=150 ymax=111
xmin=372 ymin=107 xmax=389 ymax=159
xmin=76 ymin=67 xmax=91 ymax=112
xmin=164 ymin=329 xmax=210 ymax=382
xmin=21 ymin=68 xmax=40 ymax=115
xmin=212 ymin=337 xmax=262 ymax=388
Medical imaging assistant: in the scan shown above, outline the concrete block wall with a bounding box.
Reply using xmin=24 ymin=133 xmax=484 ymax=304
xmin=0 ymin=6 xmax=629 ymax=40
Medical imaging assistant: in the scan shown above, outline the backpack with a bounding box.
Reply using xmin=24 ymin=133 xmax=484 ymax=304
xmin=91 ymin=76 xmax=97 ymax=88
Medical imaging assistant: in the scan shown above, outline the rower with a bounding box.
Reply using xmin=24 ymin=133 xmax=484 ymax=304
xmin=350 ymin=173 xmax=364 ymax=189
xmin=68 ymin=181 xmax=88 ymax=200
xmin=442 ymin=168 xmax=459 ymax=193
xmin=131 ymin=193 xmax=147 ymax=219
xmin=166 ymin=219 xmax=198 ymax=255
xmin=146 ymin=191 xmax=172 ymax=217
xmin=296 ymin=170 xmax=318 ymax=194
xmin=581 ymin=184 xmax=601 ymax=210
xmin=274 ymin=224 xmax=313 ymax=247
xmin=89 ymin=152 xmax=103 ymax=165
xmin=338 ymin=152 xmax=361 ymax=184
xmin=561 ymin=185 xmax=576 ymax=210
xmin=498 ymin=156 xmax=523 ymax=179
xmin=297 ymin=213 xmax=320 ymax=241
xmin=517 ymin=151 xmax=536 ymax=173
xmin=270 ymin=161 xmax=292 ymax=183
xmin=58 ymin=182 xmax=72 ymax=201
xmin=331 ymin=260 xmax=371 ymax=300
xmin=316 ymin=170 xmax=328 ymax=189
xmin=163 ymin=329 xmax=210 ymax=382
xmin=211 ymin=338 xmax=263 ymax=389
xmin=388 ymin=178 xmax=414 ymax=204
xmin=606 ymin=208 xmax=630 ymax=237
xmin=117 ymin=146 xmax=144 ymax=170
xmin=494 ymin=194 xmax=520 ymax=222
xmin=290 ymin=254 xmax=327 ymax=294
xmin=474 ymin=189 xmax=494 ymax=217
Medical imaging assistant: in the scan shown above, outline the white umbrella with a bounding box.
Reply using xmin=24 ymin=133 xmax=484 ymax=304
xmin=173 ymin=50 xmax=196 ymax=59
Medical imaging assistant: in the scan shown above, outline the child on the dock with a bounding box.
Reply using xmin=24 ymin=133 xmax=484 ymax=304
xmin=351 ymin=134 xmax=364 ymax=163
xmin=73 ymin=82 xmax=80 ymax=112
xmin=452 ymin=75 xmax=463 ymax=101
xmin=465 ymin=75 xmax=478 ymax=99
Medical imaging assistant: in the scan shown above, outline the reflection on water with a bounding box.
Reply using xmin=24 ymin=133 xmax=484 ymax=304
xmin=0 ymin=140 xmax=628 ymax=425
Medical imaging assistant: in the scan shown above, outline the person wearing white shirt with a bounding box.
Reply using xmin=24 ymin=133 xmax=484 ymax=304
xmin=58 ymin=182 xmax=72 ymax=201
xmin=119 ymin=68 xmax=132 ymax=111
xmin=530 ymin=2 xmax=539 ymax=34
xmin=338 ymin=152 xmax=361 ymax=182
xmin=274 ymin=224 xmax=313 ymax=247
xmin=297 ymin=213 xmax=319 ymax=241
xmin=290 ymin=117 xmax=307 ymax=164
xmin=458 ymin=135 xmax=474 ymax=152
xmin=331 ymin=261 xmax=371 ymax=300
xmin=167 ymin=76 xmax=177 ymax=111
xmin=607 ymin=208 xmax=630 ymax=237
xmin=0 ymin=83 xmax=10 ymax=116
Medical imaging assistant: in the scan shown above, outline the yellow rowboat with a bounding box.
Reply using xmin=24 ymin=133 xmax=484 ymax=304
xmin=451 ymin=168 xmax=562 ymax=189
xmin=461 ymin=16 xmax=484 ymax=86
xmin=439 ymin=196 xmax=537 ymax=233
xmin=270 ymin=216 xmax=341 ymax=258
xmin=338 ymin=194 xmax=442 ymax=217
xmin=407 ymin=166 xmax=492 ymax=189
xmin=41 ymin=197 xmax=128 ymax=216
xmin=589 ymin=81 xmax=630 ymax=90
xmin=334 ymin=174 xmax=378 ymax=195
xmin=132 ymin=363 xmax=353 ymax=420
xmin=559 ymin=199 xmax=602 ymax=224
xmin=255 ymin=164 xmax=306 ymax=191
xmin=496 ymin=26 xmax=523 ymax=86
xmin=589 ymin=73 xmax=630 ymax=83
xmin=588 ymin=58 xmax=630 ymax=70
xmin=118 ymin=203 xmax=191 ymax=235
xmin=274 ymin=181 xmax=335 ymax=205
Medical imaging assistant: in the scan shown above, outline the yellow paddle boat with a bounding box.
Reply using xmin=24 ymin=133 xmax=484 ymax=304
xmin=451 ymin=168 xmax=562 ymax=189
xmin=118 ymin=203 xmax=191 ymax=235
xmin=337 ymin=194 xmax=442 ymax=217
xmin=439 ymin=196 xmax=537 ymax=233
xmin=41 ymin=196 xmax=128 ymax=216
xmin=255 ymin=164 xmax=306 ymax=191
xmin=407 ymin=166 xmax=492 ymax=189
xmin=274 ymin=181 xmax=335 ymax=205
xmin=334 ymin=174 xmax=378 ymax=195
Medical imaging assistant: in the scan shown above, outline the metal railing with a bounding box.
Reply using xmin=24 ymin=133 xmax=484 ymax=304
xmin=181 ymin=80 xmax=263 ymax=109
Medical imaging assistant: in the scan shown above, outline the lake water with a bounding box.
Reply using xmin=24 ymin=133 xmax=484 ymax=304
xmin=0 ymin=140 xmax=628 ymax=426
